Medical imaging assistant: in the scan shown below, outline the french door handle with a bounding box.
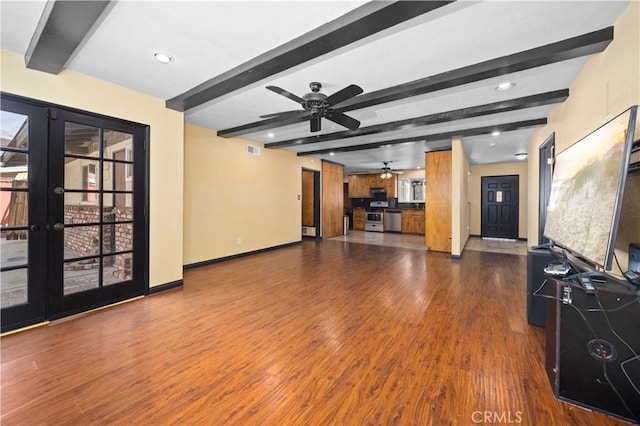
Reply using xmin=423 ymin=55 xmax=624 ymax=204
xmin=30 ymin=224 xmax=41 ymax=232
xmin=52 ymin=223 xmax=64 ymax=231
xmin=53 ymin=187 xmax=64 ymax=195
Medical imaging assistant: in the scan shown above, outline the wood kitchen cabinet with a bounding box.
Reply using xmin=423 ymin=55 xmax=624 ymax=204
xmin=347 ymin=174 xmax=396 ymax=198
xmin=384 ymin=175 xmax=397 ymax=198
xmin=348 ymin=175 xmax=369 ymax=198
xmin=401 ymin=209 xmax=425 ymax=234
xmin=353 ymin=208 xmax=366 ymax=231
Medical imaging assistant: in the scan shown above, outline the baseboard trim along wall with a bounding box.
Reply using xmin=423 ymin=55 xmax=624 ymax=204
xmin=148 ymin=280 xmax=184 ymax=295
xmin=183 ymin=241 xmax=302 ymax=271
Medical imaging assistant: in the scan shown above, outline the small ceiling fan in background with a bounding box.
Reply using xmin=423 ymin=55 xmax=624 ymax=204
xmin=261 ymin=82 xmax=363 ymax=132
xmin=380 ymin=161 xmax=402 ymax=179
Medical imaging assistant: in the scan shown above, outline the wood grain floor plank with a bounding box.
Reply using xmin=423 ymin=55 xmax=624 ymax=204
xmin=0 ymin=241 xmax=626 ymax=425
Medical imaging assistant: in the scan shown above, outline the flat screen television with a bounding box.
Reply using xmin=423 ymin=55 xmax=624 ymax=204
xmin=543 ymin=106 xmax=637 ymax=271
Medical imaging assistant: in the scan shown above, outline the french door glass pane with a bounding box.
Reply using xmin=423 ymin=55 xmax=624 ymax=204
xmin=102 ymin=223 xmax=133 ymax=254
xmin=1 ymin=234 xmax=28 ymax=268
xmin=103 ymin=253 xmax=132 ymax=285
xmin=64 ymin=158 xmax=100 ymax=192
xmin=0 ymin=191 xmax=28 ymax=227
xmin=103 ymin=194 xmax=133 ymax=220
xmin=65 ymin=122 xmax=100 ymax=157
xmin=104 ymin=130 xmax=132 ymax=159
xmin=0 ymin=151 xmax=28 ymax=184
xmin=0 ymin=111 xmax=28 ymax=149
xmin=103 ymin=160 xmax=132 ymax=192
xmin=64 ymin=225 xmax=100 ymax=260
xmin=64 ymin=258 xmax=100 ymax=295
xmin=1 ymin=268 xmax=28 ymax=308
xmin=64 ymin=194 xmax=99 ymax=224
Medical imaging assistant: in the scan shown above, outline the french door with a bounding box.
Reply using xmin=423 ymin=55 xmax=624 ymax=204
xmin=1 ymin=94 xmax=148 ymax=332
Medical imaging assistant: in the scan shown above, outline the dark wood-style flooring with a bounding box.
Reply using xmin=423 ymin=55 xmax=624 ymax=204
xmin=0 ymin=241 xmax=625 ymax=424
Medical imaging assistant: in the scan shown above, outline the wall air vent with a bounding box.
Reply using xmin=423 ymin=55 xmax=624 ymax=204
xmin=247 ymin=144 xmax=261 ymax=156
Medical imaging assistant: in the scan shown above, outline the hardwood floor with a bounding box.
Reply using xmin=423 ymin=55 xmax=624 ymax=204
xmin=0 ymin=241 xmax=625 ymax=425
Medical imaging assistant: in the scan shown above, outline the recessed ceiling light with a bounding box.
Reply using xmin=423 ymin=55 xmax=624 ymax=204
xmin=416 ymin=166 xmax=421 ymax=169
xmin=496 ymin=81 xmax=515 ymax=91
xmin=153 ymin=52 xmax=174 ymax=64
xmin=489 ymin=142 xmax=496 ymax=147
xmin=329 ymin=152 xmax=335 ymax=156
xmin=267 ymin=133 xmax=274 ymax=138
xmin=514 ymin=152 xmax=528 ymax=160
xmin=491 ymin=131 xmax=501 ymax=136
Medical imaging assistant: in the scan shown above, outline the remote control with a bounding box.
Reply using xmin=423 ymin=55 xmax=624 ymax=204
xmin=578 ymin=275 xmax=597 ymax=295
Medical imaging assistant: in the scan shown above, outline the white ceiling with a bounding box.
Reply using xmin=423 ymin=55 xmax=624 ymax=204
xmin=0 ymin=0 xmax=631 ymax=173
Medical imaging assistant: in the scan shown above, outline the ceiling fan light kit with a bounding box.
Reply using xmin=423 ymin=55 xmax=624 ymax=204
xmin=263 ymin=82 xmax=363 ymax=133
xmin=380 ymin=161 xmax=396 ymax=179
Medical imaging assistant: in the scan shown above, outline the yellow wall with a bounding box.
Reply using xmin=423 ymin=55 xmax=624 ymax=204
xmin=1 ymin=49 xmax=184 ymax=288
xmin=469 ymin=161 xmax=529 ymax=239
xmin=527 ymin=1 xmax=639 ymax=269
xmin=400 ymin=169 xmax=426 ymax=179
xmin=183 ymin=123 xmax=320 ymax=265
xmin=452 ymin=139 xmax=470 ymax=256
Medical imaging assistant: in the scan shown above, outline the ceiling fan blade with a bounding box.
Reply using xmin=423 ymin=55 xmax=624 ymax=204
xmin=325 ymin=84 xmax=363 ymax=107
xmin=310 ymin=114 xmax=322 ymax=132
xmin=259 ymin=110 xmax=307 ymax=119
xmin=266 ymin=86 xmax=305 ymax=104
xmin=326 ymin=110 xmax=360 ymax=131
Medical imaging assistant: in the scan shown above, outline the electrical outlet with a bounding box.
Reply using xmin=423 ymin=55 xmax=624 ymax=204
xmin=236 ymin=237 xmax=242 ymax=244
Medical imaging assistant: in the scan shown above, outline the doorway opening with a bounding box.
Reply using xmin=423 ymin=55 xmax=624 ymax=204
xmin=302 ymin=168 xmax=320 ymax=239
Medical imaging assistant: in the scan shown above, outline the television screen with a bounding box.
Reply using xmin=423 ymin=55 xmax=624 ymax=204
xmin=544 ymin=106 xmax=637 ymax=270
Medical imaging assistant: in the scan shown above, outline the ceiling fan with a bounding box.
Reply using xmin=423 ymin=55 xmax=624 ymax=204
xmin=261 ymin=82 xmax=363 ymax=132
xmin=380 ymin=161 xmax=402 ymax=179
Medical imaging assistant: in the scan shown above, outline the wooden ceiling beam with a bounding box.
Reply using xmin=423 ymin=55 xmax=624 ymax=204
xmin=218 ymin=27 xmax=612 ymax=138
xmin=25 ymin=1 xmax=113 ymax=74
xmin=296 ymin=118 xmax=547 ymax=156
xmin=266 ymin=90 xmax=567 ymax=149
xmin=166 ymin=1 xmax=455 ymax=112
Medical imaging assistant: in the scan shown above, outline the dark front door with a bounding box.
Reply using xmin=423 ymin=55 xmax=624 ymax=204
xmin=1 ymin=93 xmax=148 ymax=331
xmin=481 ymin=175 xmax=519 ymax=239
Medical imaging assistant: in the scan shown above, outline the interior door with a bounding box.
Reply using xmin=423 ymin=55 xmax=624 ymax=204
xmin=0 ymin=99 xmax=48 ymax=332
xmin=481 ymin=175 xmax=519 ymax=239
xmin=48 ymin=109 xmax=146 ymax=319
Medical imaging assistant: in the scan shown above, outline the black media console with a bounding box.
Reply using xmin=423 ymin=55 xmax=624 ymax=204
xmin=545 ymin=274 xmax=640 ymax=424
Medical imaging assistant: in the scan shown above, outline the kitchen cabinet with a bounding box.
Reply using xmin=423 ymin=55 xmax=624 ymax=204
xmin=353 ymin=208 xmax=366 ymax=231
xmin=347 ymin=174 xmax=396 ymax=198
xmin=384 ymin=175 xmax=397 ymax=198
xmin=401 ymin=209 xmax=425 ymax=234
xmin=348 ymin=175 xmax=369 ymax=198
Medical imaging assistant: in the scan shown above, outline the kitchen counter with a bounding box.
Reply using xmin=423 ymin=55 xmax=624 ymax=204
xmin=385 ymin=208 xmax=424 ymax=212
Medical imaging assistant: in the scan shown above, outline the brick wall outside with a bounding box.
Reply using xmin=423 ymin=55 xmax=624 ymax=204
xmin=64 ymin=205 xmax=133 ymax=280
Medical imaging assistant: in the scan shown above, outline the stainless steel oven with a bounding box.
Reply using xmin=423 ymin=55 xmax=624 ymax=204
xmin=365 ymin=201 xmax=388 ymax=232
